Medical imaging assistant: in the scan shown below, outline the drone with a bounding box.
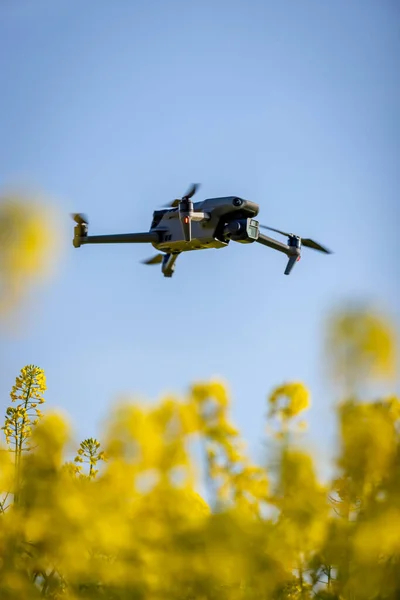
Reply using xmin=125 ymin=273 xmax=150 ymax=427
xmin=72 ymin=184 xmax=332 ymax=277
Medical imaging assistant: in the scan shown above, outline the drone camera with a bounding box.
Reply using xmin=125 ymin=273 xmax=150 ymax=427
xmin=224 ymin=218 xmax=259 ymax=244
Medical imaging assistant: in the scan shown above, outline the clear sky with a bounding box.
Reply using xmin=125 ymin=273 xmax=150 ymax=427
xmin=1 ymin=0 xmax=399 ymax=474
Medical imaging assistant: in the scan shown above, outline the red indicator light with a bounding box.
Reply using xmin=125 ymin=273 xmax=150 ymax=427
xmin=184 ymin=216 xmax=190 ymax=224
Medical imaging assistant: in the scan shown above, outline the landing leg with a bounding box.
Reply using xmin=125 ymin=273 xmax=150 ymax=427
xmin=162 ymin=253 xmax=180 ymax=277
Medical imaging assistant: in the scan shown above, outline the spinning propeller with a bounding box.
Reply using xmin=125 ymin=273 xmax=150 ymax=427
xmin=72 ymin=213 xmax=89 ymax=226
xmin=164 ymin=184 xmax=208 ymax=242
xmin=259 ymin=224 xmax=332 ymax=275
xmin=142 ymin=254 xmax=163 ymax=265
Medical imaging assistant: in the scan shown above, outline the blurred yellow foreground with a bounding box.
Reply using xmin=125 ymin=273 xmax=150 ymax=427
xmin=0 ymin=196 xmax=399 ymax=599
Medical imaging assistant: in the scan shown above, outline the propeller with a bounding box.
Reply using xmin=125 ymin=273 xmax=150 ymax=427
xmin=72 ymin=213 xmax=89 ymax=225
xmin=259 ymin=224 xmax=332 ymax=254
xmin=301 ymin=238 xmax=332 ymax=254
xmin=164 ymin=183 xmax=200 ymax=209
xmin=182 ymin=183 xmax=199 ymax=201
xmin=142 ymin=254 xmax=164 ymax=265
xmin=164 ymin=184 xmax=200 ymax=241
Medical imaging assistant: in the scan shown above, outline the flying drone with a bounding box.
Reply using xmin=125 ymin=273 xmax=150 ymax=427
xmin=72 ymin=184 xmax=332 ymax=277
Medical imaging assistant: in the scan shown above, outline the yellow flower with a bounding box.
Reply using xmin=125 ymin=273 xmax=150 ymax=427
xmin=354 ymin=508 xmax=400 ymax=560
xmin=326 ymin=307 xmax=397 ymax=388
xmin=0 ymin=193 xmax=61 ymax=315
xmin=268 ymin=382 xmax=311 ymax=420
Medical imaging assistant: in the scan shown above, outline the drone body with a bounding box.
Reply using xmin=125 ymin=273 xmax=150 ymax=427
xmin=72 ymin=185 xmax=331 ymax=277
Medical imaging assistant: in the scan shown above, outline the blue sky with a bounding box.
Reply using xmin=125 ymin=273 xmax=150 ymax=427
xmin=1 ymin=0 xmax=399 ymax=475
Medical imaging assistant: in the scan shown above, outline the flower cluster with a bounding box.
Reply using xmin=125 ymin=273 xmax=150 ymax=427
xmin=0 ymin=362 xmax=399 ymax=598
xmin=73 ymin=438 xmax=106 ymax=478
xmin=2 ymin=364 xmax=46 ymax=455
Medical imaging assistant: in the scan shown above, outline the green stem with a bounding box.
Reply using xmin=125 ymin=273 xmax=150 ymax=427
xmin=15 ymin=375 xmax=33 ymax=505
xmin=14 ymin=420 xmax=20 ymax=505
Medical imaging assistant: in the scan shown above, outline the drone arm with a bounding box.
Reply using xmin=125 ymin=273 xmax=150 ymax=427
xmin=74 ymin=231 xmax=160 ymax=248
xmin=255 ymin=232 xmax=290 ymax=255
xmin=256 ymin=232 xmax=302 ymax=276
